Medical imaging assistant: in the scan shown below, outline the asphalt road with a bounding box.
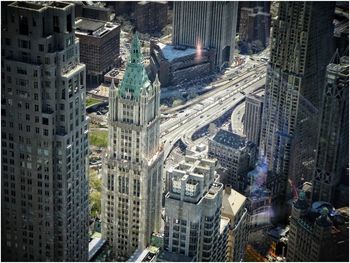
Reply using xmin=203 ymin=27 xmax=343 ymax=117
xmin=160 ymin=75 xmax=267 ymax=158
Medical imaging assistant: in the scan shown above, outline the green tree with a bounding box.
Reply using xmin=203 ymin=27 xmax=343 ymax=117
xmin=172 ymin=99 xmax=183 ymax=107
xmin=89 ymin=169 xmax=102 ymax=218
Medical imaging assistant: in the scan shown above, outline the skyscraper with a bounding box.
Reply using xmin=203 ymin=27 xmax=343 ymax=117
xmin=312 ymin=56 xmax=349 ymax=203
xmin=172 ymin=1 xmax=238 ymax=69
xmin=163 ymin=155 xmax=229 ymax=262
xmin=1 ymin=2 xmax=89 ymax=261
xmin=101 ymin=33 xmax=164 ymax=260
xmin=259 ymin=2 xmax=335 ymax=200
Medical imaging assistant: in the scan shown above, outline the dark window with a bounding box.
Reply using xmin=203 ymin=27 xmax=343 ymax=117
xmin=66 ymin=14 xmax=72 ymax=32
xmin=53 ymin=16 xmax=59 ymax=33
xmin=19 ymin=16 xmax=29 ymax=35
xmin=42 ymin=17 xmax=45 ymax=36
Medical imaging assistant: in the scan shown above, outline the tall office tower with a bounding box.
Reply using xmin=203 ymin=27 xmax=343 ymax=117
xmin=243 ymin=94 xmax=264 ymax=146
xmin=163 ymin=155 xmax=229 ymax=262
xmin=259 ymin=2 xmax=335 ymax=200
xmin=312 ymin=56 xmax=349 ymax=203
xmin=172 ymin=1 xmax=238 ymax=69
xmin=101 ymin=33 xmax=164 ymax=260
xmin=287 ymin=192 xmax=349 ymax=262
xmin=1 ymin=2 xmax=89 ymax=261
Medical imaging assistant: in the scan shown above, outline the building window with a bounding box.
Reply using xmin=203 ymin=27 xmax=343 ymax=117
xmin=19 ymin=15 xmax=29 ymax=35
xmin=66 ymin=14 xmax=72 ymax=32
xmin=53 ymin=16 xmax=60 ymax=33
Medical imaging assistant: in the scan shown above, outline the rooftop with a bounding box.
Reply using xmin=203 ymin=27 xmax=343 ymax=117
xmin=10 ymin=1 xmax=73 ymax=11
xmin=222 ymin=186 xmax=247 ymax=218
xmin=76 ymin=18 xmax=105 ymax=32
xmin=246 ymin=93 xmax=264 ymax=102
xmin=157 ymin=250 xmax=194 ymax=262
xmin=75 ymin=18 xmax=119 ymax=37
xmin=127 ymin=246 xmax=159 ymax=262
xmin=88 ymin=237 xmax=106 ymax=261
xmin=137 ymin=1 xmax=167 ymax=6
xmin=157 ymin=43 xmax=199 ymax=62
xmin=327 ymin=56 xmax=349 ymax=76
xmin=297 ymin=202 xmax=349 ymax=234
xmin=220 ymin=216 xmax=230 ymax=234
xmin=10 ymin=2 xmax=46 ymax=10
xmin=205 ymin=182 xmax=223 ymax=199
xmin=212 ymin=129 xmax=246 ymax=149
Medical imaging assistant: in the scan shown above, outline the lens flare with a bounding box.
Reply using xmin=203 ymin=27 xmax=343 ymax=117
xmin=195 ymin=38 xmax=202 ymax=63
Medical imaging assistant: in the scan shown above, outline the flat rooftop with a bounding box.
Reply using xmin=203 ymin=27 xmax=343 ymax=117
xmin=76 ymin=18 xmax=104 ymax=32
xmin=137 ymin=1 xmax=167 ymax=5
xmin=88 ymin=237 xmax=106 ymax=261
xmin=128 ymin=246 xmax=159 ymax=262
xmin=75 ymin=18 xmax=119 ymax=37
xmin=10 ymin=1 xmax=73 ymax=10
xmin=212 ymin=129 xmax=246 ymax=149
xmin=10 ymin=2 xmax=45 ymax=10
xmin=246 ymin=93 xmax=263 ymax=102
xmin=157 ymin=43 xmax=198 ymax=62
xmin=157 ymin=250 xmax=194 ymax=262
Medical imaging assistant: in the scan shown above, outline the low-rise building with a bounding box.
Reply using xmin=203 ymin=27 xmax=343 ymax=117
xmin=103 ymin=68 xmax=124 ymax=86
xmin=163 ymin=155 xmax=229 ymax=261
xmin=75 ymin=18 xmax=120 ymax=84
xmin=208 ymin=129 xmax=257 ymax=194
xmin=149 ymin=40 xmax=215 ymax=87
xmin=221 ymin=186 xmax=248 ymax=262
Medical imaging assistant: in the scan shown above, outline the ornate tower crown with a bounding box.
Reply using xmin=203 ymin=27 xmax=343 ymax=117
xmin=130 ymin=31 xmax=142 ymax=63
xmin=119 ymin=32 xmax=150 ymax=100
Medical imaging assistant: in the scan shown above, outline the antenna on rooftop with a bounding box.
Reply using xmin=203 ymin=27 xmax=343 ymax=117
xmin=329 ymin=48 xmax=340 ymax=65
xmin=341 ymin=46 xmax=349 ymax=57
